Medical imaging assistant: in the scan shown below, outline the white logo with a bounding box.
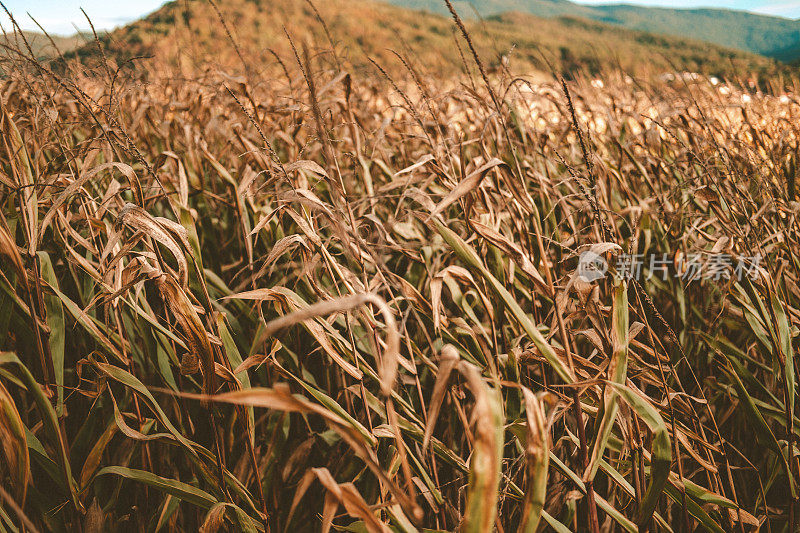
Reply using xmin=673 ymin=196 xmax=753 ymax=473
xmin=577 ymin=251 xmax=608 ymax=282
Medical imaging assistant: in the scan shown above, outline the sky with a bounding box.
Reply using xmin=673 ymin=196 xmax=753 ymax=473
xmin=0 ymin=1 xmax=166 ymax=35
xmin=0 ymin=0 xmax=799 ymax=36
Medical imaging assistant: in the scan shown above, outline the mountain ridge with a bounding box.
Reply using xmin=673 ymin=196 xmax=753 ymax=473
xmin=384 ymin=0 xmax=800 ymax=60
xmin=59 ymin=0 xmax=778 ymax=79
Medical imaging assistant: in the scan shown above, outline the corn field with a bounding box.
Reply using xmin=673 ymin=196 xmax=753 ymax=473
xmin=0 ymin=5 xmax=798 ymax=532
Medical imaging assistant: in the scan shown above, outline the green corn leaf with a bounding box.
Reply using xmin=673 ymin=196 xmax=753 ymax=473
xmin=605 ymin=382 xmax=671 ymax=527
xmin=0 ymin=352 xmax=82 ymax=512
xmin=92 ymin=360 xmax=199 ymax=456
xmin=770 ymin=292 xmax=796 ymax=421
xmin=95 ymin=466 xmax=217 ymax=508
xmin=36 ymin=252 xmax=65 ymax=416
xmin=433 ymin=219 xmax=574 ymax=384
xmin=586 ymin=280 xmax=628 ymax=482
xmin=519 ymin=388 xmax=550 ymax=533
xmin=459 ymin=363 xmax=504 ymax=533
xmin=720 ymin=363 xmax=796 ymax=497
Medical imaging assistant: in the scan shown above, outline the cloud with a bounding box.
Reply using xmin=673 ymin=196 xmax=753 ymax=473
xmin=756 ymin=0 xmax=800 ymax=15
xmin=0 ymin=1 xmax=167 ymax=35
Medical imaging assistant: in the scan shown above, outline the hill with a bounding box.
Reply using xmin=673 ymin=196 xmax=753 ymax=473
xmin=0 ymin=30 xmax=87 ymax=60
xmin=66 ymin=0 xmax=777 ymax=79
xmin=385 ymin=0 xmax=800 ymax=61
